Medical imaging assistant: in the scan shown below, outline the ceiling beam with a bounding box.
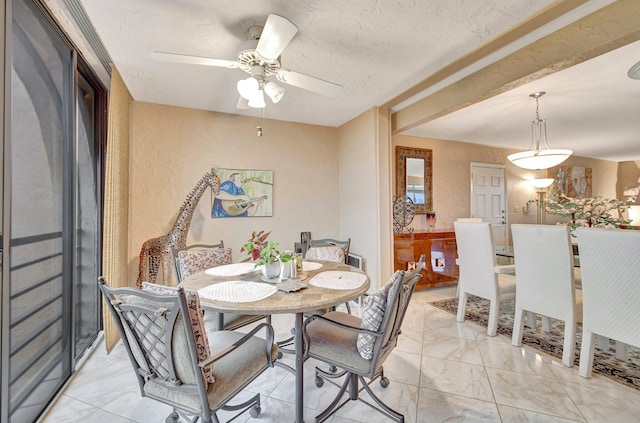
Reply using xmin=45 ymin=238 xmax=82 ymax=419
xmin=391 ymin=0 xmax=640 ymax=134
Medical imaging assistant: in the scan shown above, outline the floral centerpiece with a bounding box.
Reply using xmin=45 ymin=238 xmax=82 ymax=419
xmin=241 ymin=230 xmax=292 ymax=278
xmin=529 ymin=195 xmax=633 ymax=236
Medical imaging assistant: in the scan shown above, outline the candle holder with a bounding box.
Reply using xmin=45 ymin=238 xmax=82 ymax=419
xmin=426 ymin=211 xmax=436 ymax=231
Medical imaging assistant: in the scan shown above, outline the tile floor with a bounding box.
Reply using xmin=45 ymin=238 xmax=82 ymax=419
xmin=39 ymin=287 xmax=640 ymax=423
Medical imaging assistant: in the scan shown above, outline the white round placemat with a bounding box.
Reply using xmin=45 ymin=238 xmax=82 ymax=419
xmin=204 ymin=262 xmax=258 ymax=276
xmin=302 ymin=261 xmax=323 ymax=271
xmin=309 ymin=271 xmax=367 ymax=290
xmin=198 ymin=281 xmax=277 ymax=303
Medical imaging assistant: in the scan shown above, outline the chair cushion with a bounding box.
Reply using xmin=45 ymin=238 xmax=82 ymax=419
xmin=306 ymin=311 xmax=373 ymax=374
xmin=356 ymin=271 xmax=402 ymax=360
xmin=142 ymin=282 xmax=215 ymax=384
xmin=305 ymin=245 xmax=345 ymax=263
xmin=178 ymin=248 xmax=233 ymax=279
xmin=144 ymin=329 xmax=277 ymax=413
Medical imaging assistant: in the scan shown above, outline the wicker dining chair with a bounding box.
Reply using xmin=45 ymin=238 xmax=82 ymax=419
xmin=454 ymin=221 xmax=516 ymax=336
xmin=576 ymin=227 xmax=640 ymax=378
xmin=511 ymin=224 xmax=582 ymax=367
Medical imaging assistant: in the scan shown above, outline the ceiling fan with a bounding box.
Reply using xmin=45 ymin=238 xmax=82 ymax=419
xmin=150 ymin=14 xmax=342 ymax=109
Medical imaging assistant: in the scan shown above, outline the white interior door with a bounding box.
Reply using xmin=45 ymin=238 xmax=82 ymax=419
xmin=470 ymin=163 xmax=508 ymax=245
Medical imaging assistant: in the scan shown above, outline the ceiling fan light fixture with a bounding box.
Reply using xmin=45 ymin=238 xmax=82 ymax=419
xmin=247 ymin=89 xmax=266 ymax=108
xmin=264 ymin=81 xmax=285 ymax=103
xmin=236 ymin=96 xmax=250 ymax=109
xmin=507 ymin=91 xmax=572 ymax=170
xmin=237 ymin=77 xmax=259 ymax=100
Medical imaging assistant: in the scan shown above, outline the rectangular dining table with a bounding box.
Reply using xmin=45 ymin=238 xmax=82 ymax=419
xmin=179 ymin=259 xmax=370 ymax=423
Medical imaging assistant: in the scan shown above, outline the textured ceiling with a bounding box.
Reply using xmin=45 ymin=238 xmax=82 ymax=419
xmin=74 ymin=0 xmax=639 ymax=161
xmin=404 ymin=39 xmax=640 ymax=162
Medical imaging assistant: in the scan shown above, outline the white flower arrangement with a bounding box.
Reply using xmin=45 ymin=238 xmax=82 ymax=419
xmin=528 ymin=194 xmax=633 ymax=236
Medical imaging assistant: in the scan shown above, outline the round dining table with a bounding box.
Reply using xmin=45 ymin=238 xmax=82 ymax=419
xmin=179 ymin=259 xmax=370 ymax=423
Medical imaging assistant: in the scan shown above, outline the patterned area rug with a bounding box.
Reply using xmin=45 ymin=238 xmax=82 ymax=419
xmin=429 ymin=296 xmax=640 ymax=391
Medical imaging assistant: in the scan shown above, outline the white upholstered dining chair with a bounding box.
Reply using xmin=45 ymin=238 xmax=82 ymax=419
xmin=576 ymin=227 xmax=640 ymax=378
xmin=454 ymin=221 xmax=516 ymax=336
xmin=511 ymin=224 xmax=582 ymax=367
xmin=456 ymin=217 xmax=483 ymax=222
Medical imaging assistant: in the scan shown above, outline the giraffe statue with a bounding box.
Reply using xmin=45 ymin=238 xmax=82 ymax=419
xmin=136 ymin=171 xmax=221 ymax=287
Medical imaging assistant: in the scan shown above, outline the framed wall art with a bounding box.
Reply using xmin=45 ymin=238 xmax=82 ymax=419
xmin=548 ymin=166 xmax=592 ymax=202
xmin=211 ymin=167 xmax=273 ymax=217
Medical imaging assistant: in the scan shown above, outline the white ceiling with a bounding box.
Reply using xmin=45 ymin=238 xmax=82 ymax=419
xmin=404 ymin=39 xmax=640 ymax=162
xmin=73 ymin=0 xmax=639 ymax=162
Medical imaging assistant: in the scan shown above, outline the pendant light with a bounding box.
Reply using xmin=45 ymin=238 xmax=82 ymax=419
xmin=508 ymin=91 xmax=572 ymax=170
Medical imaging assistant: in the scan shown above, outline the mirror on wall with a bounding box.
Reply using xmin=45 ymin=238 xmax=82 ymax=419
xmin=396 ymin=146 xmax=433 ymax=214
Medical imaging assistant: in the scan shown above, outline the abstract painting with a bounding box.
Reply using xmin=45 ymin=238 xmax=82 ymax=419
xmin=548 ymin=166 xmax=592 ymax=202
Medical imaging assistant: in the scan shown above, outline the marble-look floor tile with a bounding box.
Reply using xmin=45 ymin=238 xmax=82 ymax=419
xmin=99 ymin=387 xmax=174 ymax=423
xmin=562 ymin=377 xmax=640 ymax=423
xmin=269 ymin=368 xmax=342 ymax=411
xmin=423 ymin=313 xmax=478 ymax=341
xmin=41 ymin=394 xmax=138 ymax=423
xmin=477 ymin=339 xmax=555 ymax=378
xmin=395 ymin=327 xmax=424 ymax=355
xmin=382 ymin=350 xmax=422 ymax=386
xmin=422 ymin=334 xmax=484 ymax=365
xmin=497 ymin=404 xmax=585 ymax=422
xmin=420 ymin=356 xmax=494 ymax=402
xmin=486 ymin=367 xmax=583 ymax=421
xmin=40 ymin=288 xmax=640 ymax=423
xmin=330 ymin=416 xmax=361 ymax=423
xmin=416 ymin=388 xmax=501 ymax=422
xmin=244 ymin=396 xmax=322 ymax=423
xmin=334 ymin=380 xmax=419 ymax=423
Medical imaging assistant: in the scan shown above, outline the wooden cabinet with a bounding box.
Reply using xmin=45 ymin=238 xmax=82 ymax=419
xmin=394 ymin=229 xmax=458 ymax=290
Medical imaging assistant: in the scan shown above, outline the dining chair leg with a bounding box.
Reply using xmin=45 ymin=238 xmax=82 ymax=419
xmin=562 ymin=320 xmax=577 ymax=367
xmin=487 ymin=299 xmax=499 ymax=336
xmin=524 ymin=311 xmax=537 ymax=329
xmin=512 ymin=307 xmax=525 ymax=347
xmin=616 ymin=341 xmax=629 ymax=361
xmin=579 ymin=329 xmax=597 ymax=378
xmin=456 ymin=292 xmax=468 ymax=323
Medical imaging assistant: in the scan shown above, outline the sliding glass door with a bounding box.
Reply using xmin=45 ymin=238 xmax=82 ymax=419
xmin=1 ymin=1 xmax=104 ymax=421
xmin=74 ymin=74 xmax=101 ymax=361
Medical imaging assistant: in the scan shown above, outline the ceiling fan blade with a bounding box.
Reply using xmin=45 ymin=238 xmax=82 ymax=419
xmin=150 ymin=51 xmax=241 ymax=68
xmin=255 ymin=14 xmax=298 ymax=61
xmin=276 ymin=69 xmax=342 ymax=97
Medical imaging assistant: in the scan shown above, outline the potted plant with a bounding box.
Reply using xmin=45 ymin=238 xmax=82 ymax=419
xmin=241 ymin=230 xmax=292 ymax=279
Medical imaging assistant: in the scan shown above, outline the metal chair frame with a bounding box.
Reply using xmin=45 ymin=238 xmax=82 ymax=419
xmin=99 ymin=277 xmax=275 ymax=423
xmin=170 ymin=242 xmax=271 ymax=331
xmin=302 ymin=267 xmax=422 ymax=423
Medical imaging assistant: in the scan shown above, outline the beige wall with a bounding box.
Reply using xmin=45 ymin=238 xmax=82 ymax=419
xmin=125 ymin=100 xmax=626 ymax=285
xmin=128 ymin=102 xmax=339 ymax=283
xmin=392 ymin=134 xmax=620 ymax=236
xmin=617 ymin=161 xmax=640 ymax=204
xmin=337 ymin=108 xmax=384 ymax=288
